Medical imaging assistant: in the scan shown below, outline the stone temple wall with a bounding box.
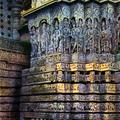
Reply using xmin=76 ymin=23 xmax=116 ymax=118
xmin=20 ymin=1 xmax=120 ymax=120
xmin=0 ymin=38 xmax=30 ymax=120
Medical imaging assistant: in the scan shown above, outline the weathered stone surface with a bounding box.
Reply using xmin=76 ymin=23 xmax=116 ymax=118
xmin=22 ymin=74 xmax=49 ymax=85
xmin=0 ymin=38 xmax=29 ymax=120
xmin=20 ymin=112 xmax=120 ymax=120
xmin=0 ymin=78 xmax=21 ymax=87
xmin=0 ymin=88 xmax=20 ymax=96
xmin=0 ymin=103 xmax=19 ymax=112
xmin=0 ymin=97 xmax=19 ymax=103
xmin=0 ymin=62 xmax=23 ymax=71
xmin=20 ymin=102 xmax=119 ymax=113
xmin=0 ymin=111 xmax=20 ymax=119
xmin=0 ymin=70 xmax=21 ymax=78
xmin=20 ymin=83 xmax=119 ymax=95
xmin=0 ymin=50 xmax=28 ymax=65
xmin=20 ymin=94 xmax=120 ymax=103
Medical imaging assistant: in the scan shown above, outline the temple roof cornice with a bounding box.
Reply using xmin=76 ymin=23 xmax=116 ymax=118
xmin=21 ymin=0 xmax=120 ymax=17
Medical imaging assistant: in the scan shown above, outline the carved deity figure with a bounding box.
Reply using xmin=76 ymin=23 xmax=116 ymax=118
xmin=108 ymin=19 xmax=114 ymax=53
xmin=30 ymin=26 xmax=38 ymax=57
xmin=51 ymin=18 xmax=62 ymax=53
xmin=77 ymin=18 xmax=84 ymax=53
xmin=101 ymin=18 xmax=111 ymax=53
xmin=71 ymin=17 xmax=78 ymax=53
xmin=48 ymin=35 xmax=54 ymax=54
xmin=46 ymin=24 xmax=51 ymax=53
xmin=85 ymin=18 xmax=94 ymax=54
xmin=71 ymin=18 xmax=84 ymax=53
xmin=62 ymin=18 xmax=71 ymax=53
xmin=116 ymin=17 xmax=120 ymax=51
xmin=39 ymin=20 xmax=50 ymax=56
xmin=94 ymin=18 xmax=100 ymax=53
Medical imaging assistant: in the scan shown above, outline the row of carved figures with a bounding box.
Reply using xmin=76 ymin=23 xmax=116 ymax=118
xmin=30 ymin=16 xmax=120 ymax=57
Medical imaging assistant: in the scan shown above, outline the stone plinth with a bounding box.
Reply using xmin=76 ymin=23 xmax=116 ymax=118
xmin=20 ymin=53 xmax=120 ymax=120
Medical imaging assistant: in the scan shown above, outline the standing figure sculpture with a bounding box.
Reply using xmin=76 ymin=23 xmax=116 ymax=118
xmin=101 ymin=18 xmax=111 ymax=53
xmin=85 ymin=18 xmax=94 ymax=54
xmin=77 ymin=18 xmax=84 ymax=53
xmin=116 ymin=16 xmax=120 ymax=52
xmin=39 ymin=19 xmax=50 ymax=56
xmin=94 ymin=18 xmax=100 ymax=53
xmin=51 ymin=18 xmax=62 ymax=53
xmin=62 ymin=17 xmax=71 ymax=53
xmin=108 ymin=19 xmax=113 ymax=53
xmin=71 ymin=17 xmax=78 ymax=53
xmin=30 ymin=26 xmax=38 ymax=58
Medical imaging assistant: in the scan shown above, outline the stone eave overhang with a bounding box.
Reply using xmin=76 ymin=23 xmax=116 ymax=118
xmin=21 ymin=0 xmax=120 ymax=17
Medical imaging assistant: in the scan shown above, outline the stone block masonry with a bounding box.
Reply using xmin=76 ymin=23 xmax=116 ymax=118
xmin=0 ymin=38 xmax=30 ymax=120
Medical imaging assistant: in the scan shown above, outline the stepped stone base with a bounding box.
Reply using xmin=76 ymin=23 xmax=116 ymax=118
xmin=20 ymin=53 xmax=120 ymax=120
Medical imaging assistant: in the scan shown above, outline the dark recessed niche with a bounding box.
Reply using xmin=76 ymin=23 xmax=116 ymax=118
xmin=0 ymin=6 xmax=3 ymax=9
xmin=7 ymin=0 xmax=12 ymax=2
xmin=8 ymin=33 xmax=11 ymax=37
xmin=1 ymin=25 xmax=4 ymax=28
xmin=1 ymin=19 xmax=3 ymax=22
xmin=111 ymin=71 xmax=115 ymax=74
xmin=95 ymin=71 xmax=99 ymax=75
xmin=86 ymin=71 xmax=90 ymax=75
xmin=80 ymin=71 xmax=84 ymax=75
xmin=8 ymin=27 xmax=11 ymax=30
xmin=0 ymin=14 xmax=3 ymax=17
xmin=8 ymin=20 xmax=11 ymax=24
xmin=101 ymin=71 xmax=105 ymax=75
xmin=8 ymin=7 xmax=11 ymax=11
xmin=1 ymin=32 xmax=4 ymax=35
xmin=0 ymin=2 xmax=3 ymax=4
xmin=7 ymin=15 xmax=11 ymax=18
